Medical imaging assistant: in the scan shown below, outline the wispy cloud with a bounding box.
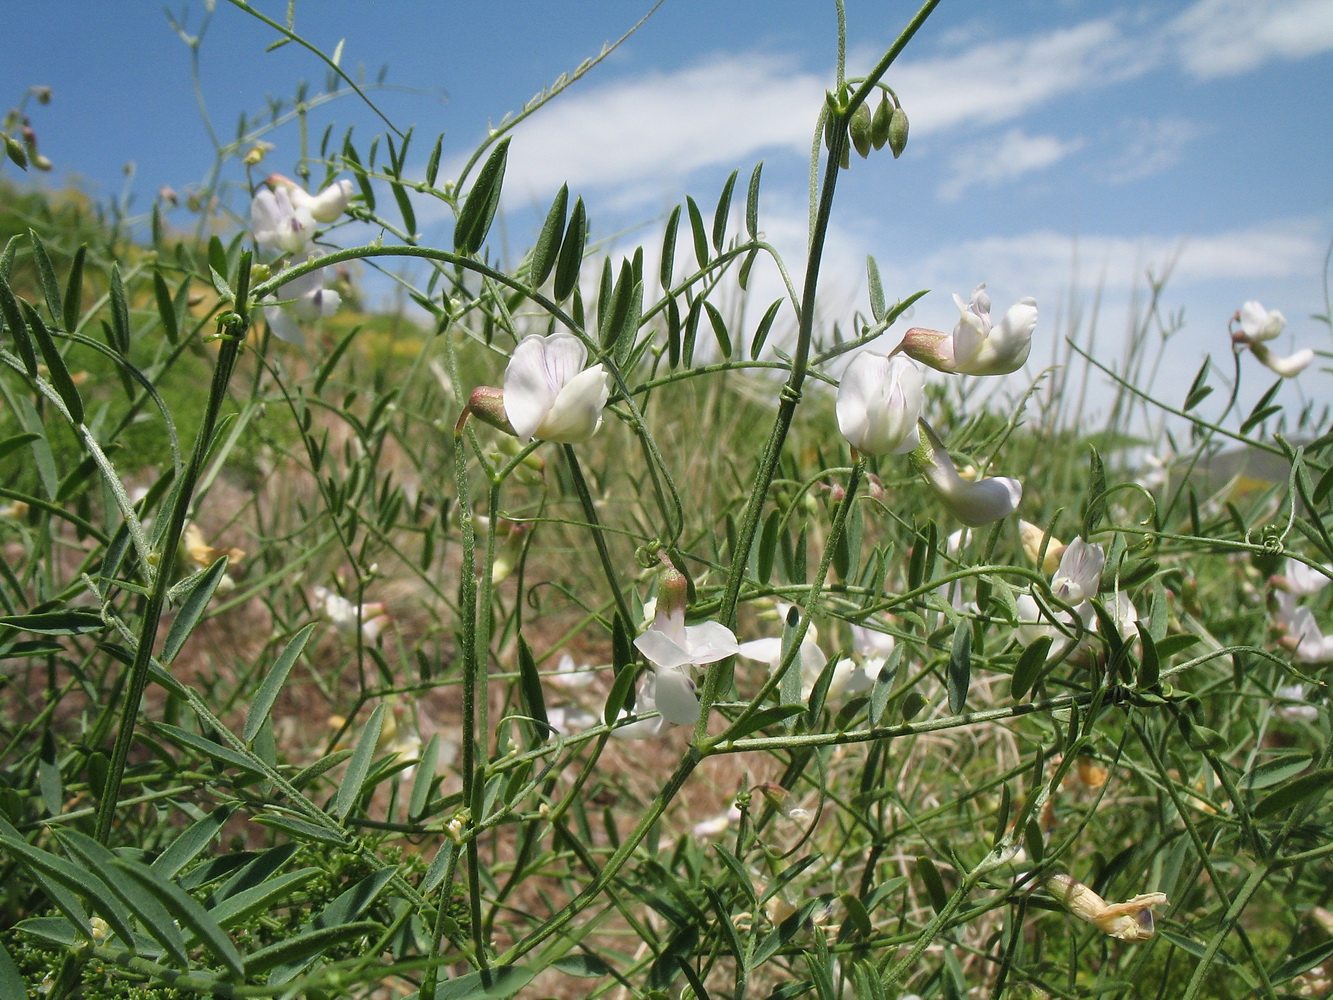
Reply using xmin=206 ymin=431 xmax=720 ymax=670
xmin=490 ymin=53 xmax=826 ymax=208
xmin=890 ymin=19 xmax=1153 ymax=135
xmin=1168 ymin=0 xmax=1333 ymax=79
xmin=937 ymin=128 xmax=1084 ymax=201
xmin=1099 ymin=116 xmax=1210 ymax=184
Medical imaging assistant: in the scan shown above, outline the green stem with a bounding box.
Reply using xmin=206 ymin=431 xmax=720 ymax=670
xmin=562 ymin=445 xmax=635 ymax=634
xmin=93 ymin=259 xmax=250 ymax=845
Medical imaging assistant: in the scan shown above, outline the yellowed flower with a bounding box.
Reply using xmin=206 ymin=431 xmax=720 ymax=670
xmin=1046 ymin=873 xmax=1167 ymax=941
xmin=1018 ymin=520 xmax=1065 ymax=575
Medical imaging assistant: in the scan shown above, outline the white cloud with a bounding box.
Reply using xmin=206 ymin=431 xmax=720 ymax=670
xmin=1100 ymin=116 xmax=1209 ymax=184
xmin=488 ymin=53 xmax=827 ymax=208
xmin=1169 ymin=0 xmax=1333 ymax=79
xmin=890 ymin=19 xmax=1154 ymax=136
xmin=937 ymin=128 xmax=1084 ymax=201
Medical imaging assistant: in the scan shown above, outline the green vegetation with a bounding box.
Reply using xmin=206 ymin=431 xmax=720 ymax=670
xmin=1 ymin=3 xmax=1331 ymax=999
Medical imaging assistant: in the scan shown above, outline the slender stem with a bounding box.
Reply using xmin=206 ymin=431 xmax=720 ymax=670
xmin=93 ymin=260 xmax=250 ymax=844
xmin=562 ymin=445 xmax=635 ymax=634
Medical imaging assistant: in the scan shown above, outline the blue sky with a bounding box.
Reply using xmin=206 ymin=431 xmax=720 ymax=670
xmin=6 ymin=0 xmax=1333 ymax=425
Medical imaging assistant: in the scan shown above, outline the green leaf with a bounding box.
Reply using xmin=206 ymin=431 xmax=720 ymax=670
xmin=425 ymin=964 xmax=535 ymax=1000
xmin=1135 ymin=623 xmax=1160 ymax=689
xmin=62 ymin=245 xmax=86 ymax=333
xmin=265 ymin=867 xmax=396 ymax=983
xmin=604 ymin=664 xmax=639 ymax=728
xmin=916 ymin=856 xmax=949 ymax=913
xmin=1243 ymin=754 xmax=1312 ymax=792
xmin=108 ymin=263 xmax=131 ymax=352
xmin=745 ymin=162 xmax=762 ymax=239
xmin=454 ymin=137 xmax=510 ymax=254
xmin=24 ymin=301 xmax=83 ymax=421
xmin=207 ymin=868 xmax=319 ymax=930
xmin=391 ymin=180 xmax=417 ymax=237
xmin=245 ymin=921 xmax=381 ymax=977
xmin=749 ymin=297 xmax=783 ymax=360
xmin=947 ymin=620 xmax=971 ymax=714
xmin=1081 ymin=446 xmax=1107 ymax=537
xmin=0 ymin=271 xmax=38 ymax=375
xmin=152 ymin=806 xmax=235 ymax=879
xmin=148 ymin=722 xmax=265 ymax=777
xmin=425 ymin=132 xmax=444 ymax=187
xmin=409 ymin=734 xmax=442 ymax=821
xmin=529 ymin=184 xmax=567 ymax=287
xmin=332 ymin=702 xmax=387 ymax=819
xmin=153 ymin=271 xmax=179 ymax=345
xmin=27 ymin=229 xmax=62 ymax=323
xmin=244 ymin=624 xmax=317 ymax=743
xmin=757 ymin=507 xmax=781 ymax=584
xmin=552 ymin=196 xmax=587 ymax=302
xmin=722 ymin=705 xmax=805 ymax=741
xmin=660 ymin=204 xmax=680 ymax=289
xmin=516 ymin=636 xmax=549 ymax=737
xmin=553 ymin=954 xmax=614 ymax=978
xmin=1183 ymin=359 xmax=1212 ymax=411
xmin=712 ymin=168 xmax=738 ymax=253
xmin=58 ymin=830 xmax=189 ymax=965
xmin=1253 ymin=767 xmax=1333 ymax=819
xmin=0 ymin=610 xmax=103 ymax=635
xmin=0 ymin=834 xmax=133 ymax=948
xmin=1273 ymin=939 xmax=1333 ymax=986
xmin=161 ymin=556 xmax=232 ymax=666
xmin=866 ymin=255 xmax=886 ymax=323
xmin=0 ymin=940 xmax=26 ymax=997
xmin=704 ymin=301 xmax=731 ymax=359
xmin=685 ymin=195 xmax=709 ymax=269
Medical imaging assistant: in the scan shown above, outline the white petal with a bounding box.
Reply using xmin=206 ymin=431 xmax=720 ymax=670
xmin=634 ymin=627 xmax=694 ymax=670
xmin=1251 ymin=343 xmax=1314 ymax=377
xmin=679 ymin=621 xmax=740 ymax=664
xmin=653 ymin=667 xmax=701 ymax=725
xmin=265 ymin=305 xmax=306 ymax=345
xmin=1239 ymin=300 xmax=1284 ymax=341
xmin=1052 ymin=538 xmax=1104 ymax=604
xmin=738 ymin=637 xmax=783 ymax=665
xmin=536 ymin=364 xmax=609 ymax=443
xmin=503 ymin=336 xmax=563 ymax=441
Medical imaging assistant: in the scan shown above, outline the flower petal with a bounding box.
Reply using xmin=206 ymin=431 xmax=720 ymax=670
xmin=537 ymin=364 xmax=609 ymax=443
xmin=653 ymin=666 xmax=701 ymax=725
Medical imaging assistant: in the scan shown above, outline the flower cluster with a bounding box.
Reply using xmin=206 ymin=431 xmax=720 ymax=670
xmin=250 ymin=175 xmax=355 ymax=344
xmin=835 ymin=282 xmax=1035 ymax=526
xmin=1015 ymin=532 xmax=1138 ymax=663
xmin=1271 ymin=556 xmax=1333 ymax=664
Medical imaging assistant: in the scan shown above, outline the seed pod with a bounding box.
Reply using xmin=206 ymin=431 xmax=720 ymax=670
xmin=4 ymin=133 xmax=28 ymax=170
xmin=871 ymin=97 xmax=893 ymax=150
xmin=849 ymin=104 xmax=873 ymax=158
xmin=889 ymin=106 xmax=910 ymax=158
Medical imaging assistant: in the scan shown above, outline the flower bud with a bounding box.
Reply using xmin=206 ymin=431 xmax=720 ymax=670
xmin=871 ymin=97 xmax=893 ymax=151
xmin=4 ymin=133 xmax=28 ymax=170
xmin=849 ymin=104 xmax=873 ymax=159
xmin=888 ymin=106 xmax=910 ymax=158
xmin=462 ymin=385 xmax=515 ymax=435
xmin=1046 ymin=873 xmax=1167 ymax=941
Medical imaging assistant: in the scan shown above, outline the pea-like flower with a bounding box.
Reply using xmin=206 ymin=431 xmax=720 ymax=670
xmin=251 ymin=186 xmax=315 ymax=255
xmin=1231 ymin=300 xmax=1315 ymax=378
xmin=1050 ymin=538 xmax=1104 ymax=605
xmin=896 ymin=283 xmax=1037 ymax=376
xmin=503 ymin=333 xmax=610 ymax=444
xmin=284 ymin=177 xmax=355 ymax=223
xmin=1046 ymin=873 xmax=1167 ymax=942
xmin=313 ymin=586 xmax=391 ymax=643
xmin=911 ymin=420 xmax=1022 ymax=526
xmin=264 ymin=257 xmax=341 ymax=344
xmin=835 ymin=352 xmax=924 ymax=455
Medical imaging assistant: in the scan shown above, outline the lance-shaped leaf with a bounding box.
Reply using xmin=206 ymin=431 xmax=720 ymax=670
xmin=454 ymin=137 xmax=511 ymax=254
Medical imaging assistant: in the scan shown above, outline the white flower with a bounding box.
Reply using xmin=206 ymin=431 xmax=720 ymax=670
xmin=1285 ymin=605 xmax=1333 ymax=663
xmin=1248 ymin=342 xmax=1314 ymax=378
xmin=912 ymin=420 xmax=1022 ymax=526
xmin=251 ymin=187 xmax=315 ymax=255
xmin=631 ymin=602 xmax=739 ymax=728
xmin=693 ymin=806 xmax=742 ymax=839
xmin=835 ymin=352 xmax=924 ymax=455
xmin=1238 ymin=300 xmax=1286 ymax=342
xmin=739 ymin=633 xmax=828 ymax=700
xmin=549 ymin=652 xmax=595 ymax=689
xmin=503 ymin=333 xmax=610 ymax=443
xmin=289 ymin=178 xmax=355 ymax=223
xmin=1051 ymin=538 xmax=1104 ymax=605
xmin=1274 ymin=557 xmax=1332 ymax=596
xmin=265 ymin=257 xmax=341 ymax=344
xmin=897 ymin=283 xmax=1037 ymax=376
xmin=547 ymin=704 xmax=598 ymax=737
xmin=611 ymin=666 xmax=696 ymax=737
xmin=1275 ymin=684 xmax=1319 ymax=722
xmin=313 ymin=586 xmax=390 ymax=642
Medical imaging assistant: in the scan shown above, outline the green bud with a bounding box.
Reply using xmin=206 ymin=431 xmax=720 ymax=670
xmin=888 ymin=106 xmax=910 ymax=158
xmin=3 ymin=133 xmax=28 ymax=170
xmin=849 ymin=104 xmax=873 ymax=158
xmin=871 ymin=98 xmax=893 ymax=151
